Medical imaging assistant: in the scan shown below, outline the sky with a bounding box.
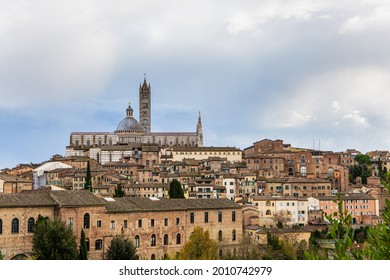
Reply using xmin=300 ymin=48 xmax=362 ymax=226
xmin=1 ymin=0 xmax=390 ymax=169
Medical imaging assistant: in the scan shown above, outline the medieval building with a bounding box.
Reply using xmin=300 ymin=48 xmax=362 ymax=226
xmin=66 ymin=78 xmax=204 ymax=164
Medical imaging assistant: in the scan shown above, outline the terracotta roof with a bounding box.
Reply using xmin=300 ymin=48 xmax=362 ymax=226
xmin=0 ymin=192 xmax=56 ymax=208
xmin=0 ymin=172 xmax=32 ymax=183
xmin=106 ymin=197 xmax=241 ymax=213
xmin=172 ymin=146 xmax=241 ymax=152
xmin=48 ymin=190 xmax=106 ymax=207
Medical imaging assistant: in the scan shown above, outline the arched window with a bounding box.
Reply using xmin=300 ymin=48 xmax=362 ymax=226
xmin=265 ymin=201 xmax=271 ymax=206
xmin=176 ymin=233 xmax=181 ymax=245
xmin=0 ymin=218 xmax=2 ymax=234
xmin=27 ymin=217 xmax=35 ymax=233
xmin=266 ymin=210 xmax=272 ymax=215
xmin=164 ymin=234 xmax=169 ymax=245
xmin=232 ymin=229 xmax=236 ymax=241
xmin=151 ymin=234 xmax=156 ymax=246
xmin=218 ymin=230 xmax=223 ymax=241
xmin=328 ymin=168 xmax=334 ymax=178
xmin=135 ymin=235 xmax=140 ymax=248
xmin=12 ymin=218 xmax=19 ymax=234
xmin=84 ymin=213 xmax=90 ymax=229
xmin=151 ymin=254 xmax=156 ymax=260
xmin=300 ymin=166 xmax=307 ymax=177
xmin=288 ymin=168 xmax=293 ymax=176
xmin=95 ymin=239 xmax=103 ymax=250
xmin=301 ymin=155 xmax=306 ymax=164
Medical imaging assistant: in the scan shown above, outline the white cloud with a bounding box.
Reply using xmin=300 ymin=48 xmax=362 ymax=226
xmin=339 ymin=4 xmax=390 ymax=34
xmin=281 ymin=111 xmax=313 ymax=128
xmin=342 ymin=110 xmax=369 ymax=128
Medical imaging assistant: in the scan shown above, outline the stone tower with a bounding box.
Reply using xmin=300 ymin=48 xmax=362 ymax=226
xmin=196 ymin=112 xmax=204 ymax=147
xmin=139 ymin=77 xmax=151 ymax=133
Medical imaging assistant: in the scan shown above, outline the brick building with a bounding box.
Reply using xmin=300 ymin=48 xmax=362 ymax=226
xmin=0 ymin=190 xmax=242 ymax=260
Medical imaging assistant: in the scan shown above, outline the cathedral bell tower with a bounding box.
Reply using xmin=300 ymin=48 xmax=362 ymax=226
xmin=139 ymin=76 xmax=151 ymax=133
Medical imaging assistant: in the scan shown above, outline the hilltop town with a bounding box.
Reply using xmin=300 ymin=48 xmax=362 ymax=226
xmin=1 ymin=79 xmax=389 ymax=260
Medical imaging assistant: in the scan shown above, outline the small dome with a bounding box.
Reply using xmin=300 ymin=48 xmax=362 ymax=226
xmin=116 ymin=117 xmax=144 ymax=133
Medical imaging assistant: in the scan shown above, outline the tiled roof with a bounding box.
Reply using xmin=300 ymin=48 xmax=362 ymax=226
xmin=106 ymin=197 xmax=241 ymax=213
xmin=49 ymin=190 xmax=106 ymax=207
xmin=252 ymin=195 xmax=308 ymax=201
xmin=0 ymin=192 xmax=56 ymax=208
xmin=0 ymin=172 xmax=32 ymax=183
xmin=172 ymin=146 xmax=241 ymax=152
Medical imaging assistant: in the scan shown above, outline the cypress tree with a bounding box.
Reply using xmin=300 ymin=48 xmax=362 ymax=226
xmin=85 ymin=161 xmax=92 ymax=191
xmin=79 ymin=229 xmax=88 ymax=260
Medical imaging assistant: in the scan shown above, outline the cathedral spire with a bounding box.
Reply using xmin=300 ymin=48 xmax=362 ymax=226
xmin=196 ymin=112 xmax=204 ymax=147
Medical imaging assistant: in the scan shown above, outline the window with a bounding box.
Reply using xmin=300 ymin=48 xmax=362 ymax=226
xmin=135 ymin=236 xmax=140 ymax=248
xmin=96 ymin=220 xmax=102 ymax=228
xmin=12 ymin=218 xmax=19 ymax=234
xmin=86 ymin=239 xmax=90 ymax=251
xmin=68 ymin=218 xmax=73 ymax=229
xmin=83 ymin=213 xmax=90 ymax=229
xmin=218 ymin=230 xmax=223 ymax=241
xmin=232 ymin=211 xmax=236 ymax=222
xmin=27 ymin=217 xmax=35 ymax=233
xmin=232 ymin=229 xmax=236 ymax=241
xmin=300 ymin=166 xmax=307 ymax=177
xmin=190 ymin=212 xmax=194 ymax=224
xmin=95 ymin=239 xmax=103 ymax=250
xmin=0 ymin=219 xmax=2 ymax=234
xmin=164 ymin=218 xmax=168 ymax=226
xmin=176 ymin=233 xmax=181 ymax=245
xmin=151 ymin=219 xmax=154 ymax=227
xmin=123 ymin=220 xmax=128 ymax=228
xmin=176 ymin=218 xmax=180 ymax=225
xmin=204 ymin=212 xmax=209 ymax=223
xmin=218 ymin=211 xmax=223 ymax=222
xmin=151 ymin=234 xmax=156 ymax=246
xmin=110 ymin=221 xmax=115 ymax=229
xmin=266 ymin=210 xmax=271 ymax=215
xmin=138 ymin=219 xmax=142 ymax=228
xmin=164 ymin=234 xmax=169 ymax=245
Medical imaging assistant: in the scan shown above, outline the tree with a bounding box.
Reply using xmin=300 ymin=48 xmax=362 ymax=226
xmin=349 ymin=154 xmax=373 ymax=184
xmin=105 ymin=236 xmax=139 ymax=260
xmin=235 ymin=233 xmax=262 ymax=260
xmin=85 ymin=160 xmax=92 ymax=191
xmin=262 ymin=232 xmax=297 ymax=260
xmin=79 ymin=229 xmax=88 ymax=260
xmin=114 ymin=184 xmax=125 ymax=197
xmin=273 ymin=210 xmax=292 ymax=229
xmin=32 ymin=215 xmax=78 ymax=260
xmin=306 ymin=188 xmax=390 ymax=260
xmin=168 ymin=179 xmax=185 ymax=198
xmin=179 ymin=227 xmax=219 ymax=260
xmin=0 ymin=250 xmax=4 ymax=260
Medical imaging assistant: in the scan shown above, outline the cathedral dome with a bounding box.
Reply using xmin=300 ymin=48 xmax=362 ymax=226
xmin=115 ymin=102 xmax=144 ymax=133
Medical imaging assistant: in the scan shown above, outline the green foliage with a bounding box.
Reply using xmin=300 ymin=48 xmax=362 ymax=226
xmin=32 ymin=215 xmax=78 ymax=260
xmin=168 ymin=179 xmax=185 ymax=199
xmin=85 ymin=160 xmax=92 ymax=191
xmin=262 ymin=232 xmax=297 ymax=260
xmin=306 ymin=189 xmax=390 ymax=260
xmin=349 ymin=155 xmax=373 ymax=184
xmin=354 ymin=154 xmax=372 ymax=166
xmin=234 ymin=234 xmax=261 ymax=260
xmin=79 ymin=229 xmax=88 ymax=260
xmin=114 ymin=184 xmax=125 ymax=197
xmin=0 ymin=250 xmax=4 ymax=260
xmin=179 ymin=227 xmax=219 ymax=260
xmin=105 ymin=236 xmax=139 ymax=260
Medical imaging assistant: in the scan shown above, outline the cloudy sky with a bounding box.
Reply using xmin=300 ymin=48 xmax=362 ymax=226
xmin=1 ymin=0 xmax=390 ymax=169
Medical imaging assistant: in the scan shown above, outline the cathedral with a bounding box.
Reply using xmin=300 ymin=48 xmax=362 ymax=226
xmin=66 ymin=78 xmax=203 ymax=164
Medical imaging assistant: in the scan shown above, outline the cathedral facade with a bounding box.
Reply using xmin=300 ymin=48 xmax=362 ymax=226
xmin=66 ymin=78 xmax=203 ymax=164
